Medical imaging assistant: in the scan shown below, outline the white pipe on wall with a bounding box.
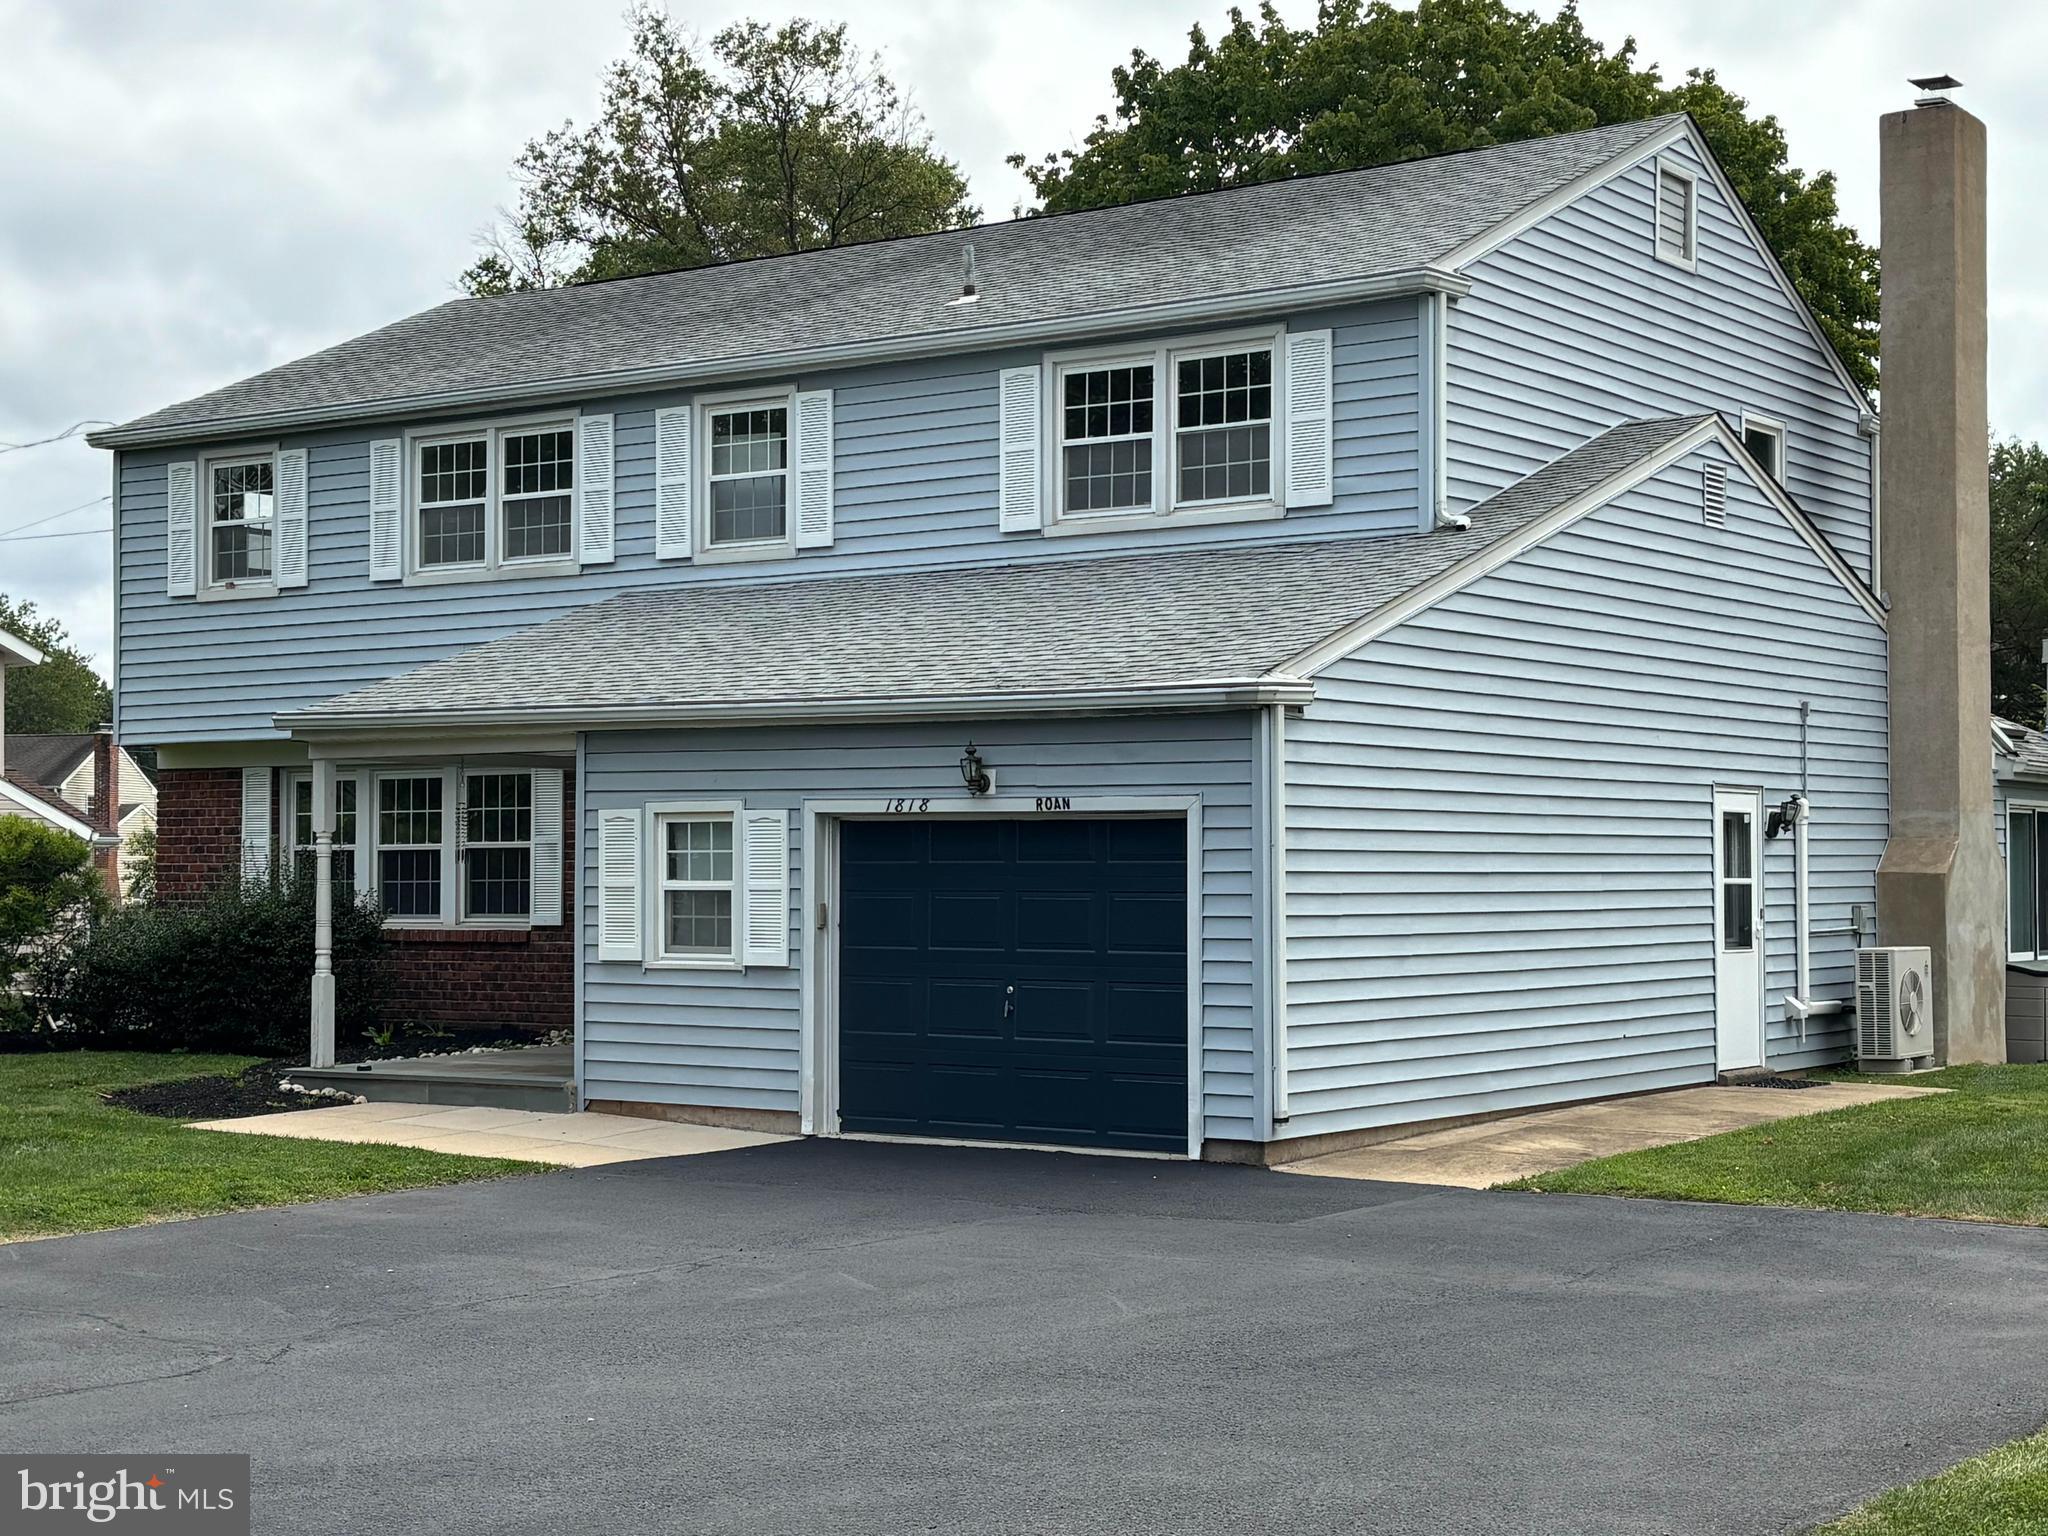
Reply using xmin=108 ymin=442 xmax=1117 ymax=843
xmin=1783 ymin=793 xmax=1848 ymax=1038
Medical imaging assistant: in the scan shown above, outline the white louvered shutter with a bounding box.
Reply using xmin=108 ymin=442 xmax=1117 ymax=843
xmin=528 ymin=769 xmax=565 ymax=926
xmin=274 ymin=447 xmax=310 ymax=589
xmin=654 ymin=406 xmax=693 ymax=560
xmin=740 ymin=809 xmax=790 ymax=967
xmin=166 ymin=461 xmax=198 ymax=597
xmin=997 ymin=366 xmax=1044 ymax=533
xmin=368 ymin=438 xmax=404 ymax=581
xmin=240 ymin=766 xmax=272 ymax=881
xmin=597 ymin=809 xmax=644 ymax=962
xmin=576 ymin=414 xmax=615 ymax=566
xmin=1284 ymin=329 xmax=1334 ymax=509
xmin=792 ymin=389 xmax=834 ymax=548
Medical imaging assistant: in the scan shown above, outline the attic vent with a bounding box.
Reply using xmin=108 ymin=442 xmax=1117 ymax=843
xmin=1702 ymin=462 xmax=1728 ymax=527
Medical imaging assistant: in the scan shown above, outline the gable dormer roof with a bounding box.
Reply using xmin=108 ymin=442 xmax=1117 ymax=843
xmin=93 ymin=117 xmax=1686 ymax=449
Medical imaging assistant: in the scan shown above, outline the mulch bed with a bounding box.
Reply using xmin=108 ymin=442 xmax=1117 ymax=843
xmin=106 ymin=1060 xmax=342 ymax=1121
xmin=101 ymin=1028 xmax=556 ymax=1122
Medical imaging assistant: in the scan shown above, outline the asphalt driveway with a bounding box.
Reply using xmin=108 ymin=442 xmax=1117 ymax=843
xmin=3 ymin=1141 xmax=2047 ymax=1536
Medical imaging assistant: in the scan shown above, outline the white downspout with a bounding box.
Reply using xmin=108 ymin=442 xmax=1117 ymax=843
xmin=1428 ymin=292 xmax=1467 ymax=532
xmin=1783 ymin=793 xmax=1848 ymax=1038
xmin=1262 ymin=702 xmax=1291 ymax=1131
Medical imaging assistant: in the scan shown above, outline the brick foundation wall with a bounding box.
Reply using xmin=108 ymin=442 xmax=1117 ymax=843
xmin=154 ymin=767 xmax=243 ymax=901
xmin=152 ymin=763 xmax=574 ymax=1036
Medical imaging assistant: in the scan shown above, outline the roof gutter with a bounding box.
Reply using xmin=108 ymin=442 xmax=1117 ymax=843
xmin=276 ymin=677 xmax=1318 ymax=743
xmin=90 ymin=269 xmax=1471 ymax=450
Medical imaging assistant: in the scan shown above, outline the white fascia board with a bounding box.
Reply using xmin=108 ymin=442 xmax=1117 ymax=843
xmin=0 ymin=628 xmax=47 ymax=667
xmin=1279 ymin=416 xmax=1884 ymax=678
xmin=90 ymin=269 xmax=1469 ymax=451
xmin=0 ymin=779 xmax=94 ymax=838
xmin=1438 ymin=114 xmax=1871 ymax=417
xmin=276 ymin=678 xmax=1317 ymax=742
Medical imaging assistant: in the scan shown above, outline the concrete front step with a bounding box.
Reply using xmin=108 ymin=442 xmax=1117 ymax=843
xmin=290 ymin=1044 xmax=576 ymax=1114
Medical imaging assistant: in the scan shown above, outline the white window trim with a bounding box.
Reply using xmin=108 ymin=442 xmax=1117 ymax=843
xmin=645 ymin=799 xmax=745 ymax=970
xmin=1739 ymin=410 xmax=1786 ymax=482
xmin=2010 ymin=802 xmax=2047 ymax=963
xmin=356 ymin=766 xmax=543 ymax=931
xmin=696 ymin=387 xmax=798 ymax=566
xmin=1041 ymin=324 xmax=1286 ymax=535
xmin=1654 ymin=158 xmax=1699 ymax=272
xmin=401 ymin=411 xmax=581 ymax=587
xmin=196 ymin=442 xmax=281 ymax=602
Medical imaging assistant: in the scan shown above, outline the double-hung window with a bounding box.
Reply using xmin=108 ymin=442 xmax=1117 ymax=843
xmin=1058 ymin=359 xmax=1155 ymax=514
xmin=207 ymin=455 xmax=275 ymax=587
xmin=656 ymin=812 xmax=736 ymax=961
xmin=1173 ymin=345 xmax=1273 ymax=505
xmin=377 ymin=775 xmax=445 ymax=919
xmin=2010 ymin=807 xmax=2048 ymax=961
xmin=462 ymin=772 xmax=533 ymax=920
xmin=704 ymin=402 xmax=790 ymax=549
xmin=287 ymin=774 xmax=361 ymax=900
xmin=1049 ymin=329 xmax=1281 ymax=525
xmin=413 ymin=421 xmax=574 ymax=576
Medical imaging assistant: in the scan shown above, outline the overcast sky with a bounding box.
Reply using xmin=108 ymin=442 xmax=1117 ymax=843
xmin=2 ymin=0 xmax=2040 ymax=682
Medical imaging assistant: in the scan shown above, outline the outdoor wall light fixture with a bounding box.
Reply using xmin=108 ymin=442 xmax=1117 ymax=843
xmin=960 ymin=744 xmax=992 ymax=796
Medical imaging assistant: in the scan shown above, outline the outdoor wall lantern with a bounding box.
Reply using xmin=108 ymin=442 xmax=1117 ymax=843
xmin=960 ymin=744 xmax=993 ymax=796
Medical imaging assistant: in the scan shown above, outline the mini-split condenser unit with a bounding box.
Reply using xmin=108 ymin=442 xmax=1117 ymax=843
xmin=1854 ymin=946 xmax=1934 ymax=1071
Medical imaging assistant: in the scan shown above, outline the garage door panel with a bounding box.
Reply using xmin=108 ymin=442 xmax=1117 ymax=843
xmin=838 ymin=816 xmax=1189 ymax=1153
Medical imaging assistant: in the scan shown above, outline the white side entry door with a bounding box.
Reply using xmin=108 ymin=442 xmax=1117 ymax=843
xmin=1712 ymin=787 xmax=1765 ymax=1072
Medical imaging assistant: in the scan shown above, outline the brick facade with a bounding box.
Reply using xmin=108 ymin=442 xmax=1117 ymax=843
xmin=152 ymin=764 xmax=574 ymax=1036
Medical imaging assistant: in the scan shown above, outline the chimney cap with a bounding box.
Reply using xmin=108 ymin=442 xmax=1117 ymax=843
xmin=1909 ymin=73 xmax=1963 ymax=91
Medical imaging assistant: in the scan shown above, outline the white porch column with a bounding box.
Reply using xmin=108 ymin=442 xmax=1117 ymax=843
xmin=309 ymin=756 xmax=337 ymax=1069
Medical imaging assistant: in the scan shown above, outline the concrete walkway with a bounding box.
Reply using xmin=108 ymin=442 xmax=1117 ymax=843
xmin=1284 ymin=1079 xmax=1945 ymax=1188
xmin=189 ymin=1103 xmax=790 ymax=1167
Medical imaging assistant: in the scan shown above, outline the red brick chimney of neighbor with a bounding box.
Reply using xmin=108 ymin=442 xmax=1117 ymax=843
xmin=1872 ymin=81 xmax=2005 ymax=1063
xmin=89 ymin=726 xmax=121 ymax=900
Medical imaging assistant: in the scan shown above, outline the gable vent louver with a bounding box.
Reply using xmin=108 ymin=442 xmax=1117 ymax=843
xmin=1702 ymin=463 xmax=1728 ymax=527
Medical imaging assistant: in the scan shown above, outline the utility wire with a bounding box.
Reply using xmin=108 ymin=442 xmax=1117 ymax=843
xmin=0 ymin=493 xmax=111 ymax=539
xmin=0 ymin=420 xmax=113 ymax=454
xmin=0 ymin=525 xmax=112 ymax=542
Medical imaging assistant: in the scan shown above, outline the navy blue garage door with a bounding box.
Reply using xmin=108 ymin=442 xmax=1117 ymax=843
xmin=837 ymin=817 xmax=1188 ymax=1153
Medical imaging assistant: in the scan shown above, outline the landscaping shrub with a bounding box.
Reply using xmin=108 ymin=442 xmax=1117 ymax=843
xmin=24 ymin=870 xmax=390 ymax=1055
xmin=0 ymin=818 xmax=104 ymax=1030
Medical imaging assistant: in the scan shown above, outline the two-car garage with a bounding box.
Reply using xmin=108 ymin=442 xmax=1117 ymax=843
xmin=834 ymin=816 xmax=1190 ymax=1154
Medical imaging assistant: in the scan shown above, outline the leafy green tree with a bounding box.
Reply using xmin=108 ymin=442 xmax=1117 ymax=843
xmin=463 ymin=8 xmax=976 ymax=295
xmin=0 ymin=595 xmax=110 ymax=735
xmin=1990 ymin=439 xmax=2048 ymax=727
xmin=1009 ymin=0 xmax=1879 ymax=391
xmin=0 ymin=818 xmax=101 ymax=1000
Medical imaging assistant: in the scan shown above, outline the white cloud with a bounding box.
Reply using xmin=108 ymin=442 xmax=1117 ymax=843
xmin=1 ymin=0 xmax=2037 ymax=687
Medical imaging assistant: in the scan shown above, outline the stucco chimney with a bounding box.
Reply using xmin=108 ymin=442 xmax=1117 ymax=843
xmin=1873 ymin=87 xmax=2004 ymax=1062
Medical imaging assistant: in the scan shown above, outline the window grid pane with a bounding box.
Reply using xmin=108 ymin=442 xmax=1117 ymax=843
xmin=209 ymin=459 xmax=275 ymax=582
xmin=378 ymin=776 xmax=442 ymax=849
xmin=464 ymin=773 xmax=532 ymax=847
xmin=1174 ymin=348 xmax=1272 ymax=505
xmin=502 ymin=429 xmax=574 ymax=560
xmin=379 ymin=849 xmax=441 ymax=917
xmin=465 ymin=848 xmax=533 ymax=918
xmin=1060 ymin=364 xmax=1154 ymax=514
xmin=419 ymin=439 xmax=488 ymax=567
xmin=664 ymin=889 xmax=733 ymax=954
xmin=708 ymin=407 xmax=788 ymax=544
xmin=664 ymin=819 xmax=733 ymax=883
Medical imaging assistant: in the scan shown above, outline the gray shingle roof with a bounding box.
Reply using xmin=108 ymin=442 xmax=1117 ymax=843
xmin=286 ymin=415 xmax=1709 ymax=729
xmin=101 ymin=118 xmax=1681 ymax=445
xmin=1997 ymin=716 xmax=2048 ymax=778
xmin=4 ymin=734 xmax=94 ymax=791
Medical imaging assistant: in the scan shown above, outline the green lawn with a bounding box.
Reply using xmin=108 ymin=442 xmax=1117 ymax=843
xmin=1815 ymin=1427 xmax=2048 ymax=1534
xmin=1510 ymin=1064 xmax=2048 ymax=1225
xmin=0 ymin=1051 xmax=531 ymax=1241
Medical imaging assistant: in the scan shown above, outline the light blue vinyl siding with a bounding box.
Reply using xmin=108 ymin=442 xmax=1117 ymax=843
xmin=578 ymin=714 xmax=1260 ymax=1140
xmin=1282 ymin=442 xmax=1888 ymax=1141
xmin=116 ymin=304 xmax=1420 ymax=742
xmin=1447 ymin=136 xmax=1874 ymax=581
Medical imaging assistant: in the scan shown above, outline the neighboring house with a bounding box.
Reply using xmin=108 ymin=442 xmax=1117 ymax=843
xmin=5 ymin=734 xmax=158 ymax=895
xmin=1993 ymin=718 xmax=2048 ymax=1061
xmin=93 ymin=111 xmax=1901 ymax=1159
xmin=0 ymin=635 xmax=128 ymax=897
